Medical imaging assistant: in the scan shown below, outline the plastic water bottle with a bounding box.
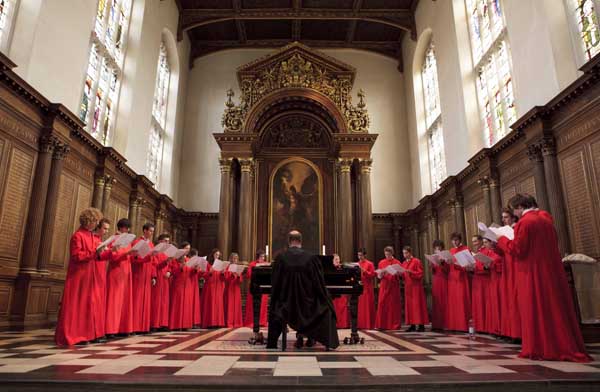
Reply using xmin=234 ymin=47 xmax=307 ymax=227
xmin=468 ymin=319 xmax=475 ymax=340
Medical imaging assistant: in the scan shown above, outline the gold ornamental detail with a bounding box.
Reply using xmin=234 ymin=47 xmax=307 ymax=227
xmin=221 ymin=43 xmax=370 ymax=134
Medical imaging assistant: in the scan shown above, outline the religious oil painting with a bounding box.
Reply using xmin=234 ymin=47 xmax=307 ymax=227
xmin=270 ymin=158 xmax=322 ymax=256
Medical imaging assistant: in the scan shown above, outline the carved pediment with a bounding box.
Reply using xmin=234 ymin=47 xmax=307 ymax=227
xmin=222 ymin=42 xmax=370 ymax=134
xmin=262 ymin=115 xmax=330 ymax=149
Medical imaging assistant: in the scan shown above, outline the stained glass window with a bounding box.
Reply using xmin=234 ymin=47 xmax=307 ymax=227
xmin=79 ymin=0 xmax=131 ymax=145
xmin=421 ymin=43 xmax=447 ymax=191
xmin=569 ymin=0 xmax=600 ymax=61
xmin=0 ymin=0 xmax=17 ymax=52
xmin=466 ymin=0 xmax=516 ymax=146
xmin=146 ymin=43 xmax=170 ymax=186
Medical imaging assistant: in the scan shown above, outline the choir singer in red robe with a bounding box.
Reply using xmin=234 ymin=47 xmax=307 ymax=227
xmin=471 ymin=235 xmax=489 ymax=334
xmin=56 ymin=208 xmax=108 ymax=346
xmin=105 ymin=218 xmax=135 ymax=337
xmin=430 ymin=240 xmax=449 ymax=331
xmin=224 ymin=253 xmax=244 ymax=328
xmin=402 ymin=246 xmax=429 ymax=332
xmin=497 ymin=194 xmax=591 ymax=362
xmin=131 ymin=223 xmax=155 ymax=334
xmin=201 ymin=248 xmax=226 ymax=328
xmin=375 ymin=246 xmax=402 ymax=330
xmin=332 ymin=254 xmax=349 ymax=328
xmin=357 ymin=248 xmax=376 ymax=329
xmin=168 ymin=242 xmax=196 ymax=330
xmin=480 ymin=237 xmax=502 ymax=336
xmin=150 ymin=233 xmax=172 ymax=331
xmin=92 ymin=218 xmax=112 ymax=342
xmin=497 ymin=208 xmax=521 ymax=341
xmin=447 ymin=232 xmax=471 ymax=332
xmin=243 ymin=250 xmax=269 ymax=327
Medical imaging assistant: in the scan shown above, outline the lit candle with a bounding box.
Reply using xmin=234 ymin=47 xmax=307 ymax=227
xmin=265 ymin=245 xmax=269 ymax=258
xmin=322 ymin=245 xmax=326 ymax=255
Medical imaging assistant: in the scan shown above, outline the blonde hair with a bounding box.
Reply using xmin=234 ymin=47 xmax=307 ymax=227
xmin=79 ymin=208 xmax=103 ymax=227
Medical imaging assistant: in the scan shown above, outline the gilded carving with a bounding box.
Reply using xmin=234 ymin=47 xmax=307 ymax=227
xmin=263 ymin=116 xmax=326 ymax=148
xmin=221 ymin=43 xmax=371 ymax=134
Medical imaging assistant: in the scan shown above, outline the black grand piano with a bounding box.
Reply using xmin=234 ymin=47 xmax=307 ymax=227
xmin=249 ymin=255 xmax=365 ymax=345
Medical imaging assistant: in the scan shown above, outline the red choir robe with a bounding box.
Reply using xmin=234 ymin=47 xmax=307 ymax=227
xmin=472 ymin=255 xmax=491 ymax=334
xmin=150 ymin=253 xmax=171 ymax=329
xmin=168 ymin=259 xmax=198 ymax=330
xmin=130 ymin=238 xmax=154 ymax=332
xmin=481 ymin=247 xmax=502 ymax=335
xmin=447 ymin=245 xmax=471 ymax=331
xmin=55 ymin=228 xmax=109 ymax=345
xmin=191 ymin=267 xmax=201 ymax=327
xmin=402 ymin=257 xmax=429 ymax=325
xmin=224 ymin=269 xmax=244 ymax=328
xmin=497 ymin=210 xmax=591 ymax=362
xmin=105 ymin=243 xmax=133 ymax=334
xmin=333 ymin=296 xmax=349 ymax=328
xmin=243 ymin=260 xmax=269 ymax=327
xmin=496 ymin=243 xmax=521 ymax=339
xmin=357 ymin=259 xmax=376 ymax=329
xmin=201 ymin=263 xmax=226 ymax=328
xmin=93 ymin=233 xmax=109 ymax=338
xmin=375 ymin=258 xmax=403 ymax=330
xmin=431 ymin=261 xmax=449 ymax=330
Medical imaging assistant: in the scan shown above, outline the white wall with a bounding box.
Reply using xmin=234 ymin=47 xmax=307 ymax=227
xmin=7 ymin=0 xmax=189 ymax=201
xmin=179 ymin=48 xmax=412 ymax=214
xmin=403 ymin=0 xmax=582 ymax=206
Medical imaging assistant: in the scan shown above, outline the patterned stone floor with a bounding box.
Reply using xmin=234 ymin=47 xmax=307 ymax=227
xmin=0 ymin=327 xmax=599 ymax=389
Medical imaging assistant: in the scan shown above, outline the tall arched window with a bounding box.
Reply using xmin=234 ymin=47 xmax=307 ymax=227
xmin=79 ymin=0 xmax=131 ymax=145
xmin=566 ymin=0 xmax=600 ymax=63
xmin=421 ymin=42 xmax=447 ymax=191
xmin=0 ymin=0 xmax=18 ymax=53
xmin=466 ymin=0 xmax=517 ymax=147
xmin=146 ymin=43 xmax=170 ymax=187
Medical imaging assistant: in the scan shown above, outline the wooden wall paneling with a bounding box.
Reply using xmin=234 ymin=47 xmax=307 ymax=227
xmin=587 ymin=135 xmax=600 ymax=259
xmin=559 ymin=145 xmax=599 ymax=259
xmin=49 ymin=173 xmax=76 ymax=270
xmin=0 ymin=282 xmax=12 ymax=316
xmin=518 ymin=175 xmax=536 ymax=198
xmin=0 ymin=144 xmax=36 ymax=268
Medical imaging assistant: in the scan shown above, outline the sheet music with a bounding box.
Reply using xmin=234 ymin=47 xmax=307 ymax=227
xmin=112 ymin=233 xmax=137 ymax=248
xmin=96 ymin=234 xmax=116 ymax=250
xmin=186 ymin=256 xmax=208 ymax=271
xmin=173 ymin=248 xmax=190 ymax=260
xmin=152 ymin=242 xmax=171 ymax=254
xmin=474 ymin=252 xmax=494 ymax=267
xmin=425 ymin=254 xmax=442 ymax=265
xmin=478 ymin=222 xmax=514 ymax=241
xmin=436 ymin=250 xmax=454 ymax=262
xmin=131 ymin=240 xmax=151 ymax=258
xmin=454 ymin=249 xmax=475 ymax=268
xmin=228 ymin=263 xmax=245 ymax=275
xmin=212 ymin=259 xmax=230 ymax=272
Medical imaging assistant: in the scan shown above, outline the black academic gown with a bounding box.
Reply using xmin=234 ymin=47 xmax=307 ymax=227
xmin=268 ymin=247 xmax=339 ymax=349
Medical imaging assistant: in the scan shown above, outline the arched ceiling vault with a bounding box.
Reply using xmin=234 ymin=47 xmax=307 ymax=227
xmin=175 ymin=0 xmax=420 ymax=71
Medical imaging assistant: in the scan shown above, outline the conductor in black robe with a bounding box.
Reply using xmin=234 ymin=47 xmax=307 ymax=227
xmin=266 ymin=230 xmax=339 ymax=350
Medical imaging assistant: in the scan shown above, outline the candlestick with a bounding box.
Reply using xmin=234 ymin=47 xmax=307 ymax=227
xmin=322 ymin=245 xmax=326 ymax=255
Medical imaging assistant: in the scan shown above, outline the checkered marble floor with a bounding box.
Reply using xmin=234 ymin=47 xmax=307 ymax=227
xmin=0 ymin=328 xmax=599 ymax=387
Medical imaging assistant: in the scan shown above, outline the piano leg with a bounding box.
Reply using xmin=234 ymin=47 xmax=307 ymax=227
xmin=248 ymin=294 xmax=265 ymax=345
xmin=344 ymin=294 xmax=364 ymax=345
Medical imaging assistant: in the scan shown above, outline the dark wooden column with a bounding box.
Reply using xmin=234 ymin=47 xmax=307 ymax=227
xmin=454 ymin=198 xmax=466 ymax=240
xmin=428 ymin=211 xmax=439 ymax=244
xmin=526 ymin=143 xmax=550 ymax=211
xmin=338 ymin=158 xmax=354 ymax=263
xmin=101 ymin=175 xmax=115 ymax=215
xmin=489 ymin=177 xmax=502 ymax=224
xmin=217 ymin=158 xmax=233 ymax=256
xmin=478 ymin=176 xmax=492 ymax=225
xmin=37 ymin=143 xmax=69 ymax=272
xmin=20 ymin=135 xmax=55 ymax=272
xmin=92 ymin=174 xmax=105 ymax=210
xmin=128 ymin=196 xmax=139 ymax=235
xmin=238 ymin=158 xmax=254 ymax=261
xmin=358 ymin=158 xmax=374 ymax=257
xmin=541 ymin=137 xmax=571 ymax=254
